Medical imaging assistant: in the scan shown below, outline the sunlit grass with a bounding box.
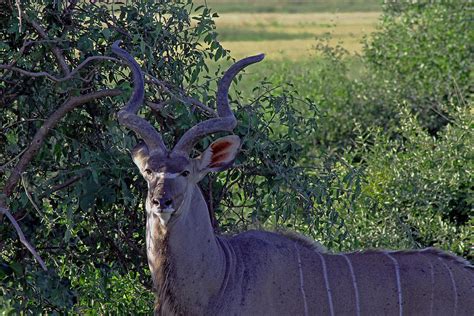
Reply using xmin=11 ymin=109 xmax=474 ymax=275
xmin=195 ymin=0 xmax=382 ymax=13
xmin=205 ymin=56 xmax=366 ymax=103
xmin=214 ymin=12 xmax=380 ymax=60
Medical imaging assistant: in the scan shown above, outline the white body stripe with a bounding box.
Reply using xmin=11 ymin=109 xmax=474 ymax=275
xmin=341 ymin=254 xmax=360 ymax=316
xmin=317 ymin=252 xmax=334 ymax=316
xmin=385 ymin=252 xmax=403 ymax=316
xmin=294 ymin=243 xmax=309 ymax=316
xmin=438 ymin=257 xmax=457 ymax=315
xmin=428 ymin=260 xmax=434 ymax=316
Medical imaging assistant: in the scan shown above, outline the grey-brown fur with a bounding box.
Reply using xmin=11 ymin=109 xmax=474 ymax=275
xmin=151 ymin=213 xmax=474 ymax=315
xmin=277 ymin=229 xmax=326 ymax=252
xmin=111 ymin=42 xmax=474 ymax=315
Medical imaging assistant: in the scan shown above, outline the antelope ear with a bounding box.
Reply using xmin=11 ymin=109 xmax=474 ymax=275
xmin=197 ymin=135 xmax=240 ymax=174
xmin=131 ymin=142 xmax=150 ymax=171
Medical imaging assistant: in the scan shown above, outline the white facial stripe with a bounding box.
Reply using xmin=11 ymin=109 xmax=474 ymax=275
xmin=157 ymin=172 xmax=180 ymax=179
xmin=157 ymin=212 xmax=172 ymax=225
xmin=151 ymin=208 xmax=175 ymax=214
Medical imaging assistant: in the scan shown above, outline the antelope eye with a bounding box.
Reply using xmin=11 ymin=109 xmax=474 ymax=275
xmin=181 ymin=170 xmax=190 ymax=177
xmin=144 ymin=168 xmax=152 ymax=176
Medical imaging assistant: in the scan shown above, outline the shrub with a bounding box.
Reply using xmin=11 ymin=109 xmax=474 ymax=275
xmin=296 ymin=2 xmax=473 ymax=259
xmin=1 ymin=0 xmax=359 ymax=312
xmin=307 ymin=2 xmax=472 ymax=149
xmin=365 ymin=1 xmax=472 ymax=134
xmin=1 ymin=0 xmax=226 ymax=312
xmin=346 ymin=105 xmax=473 ymax=259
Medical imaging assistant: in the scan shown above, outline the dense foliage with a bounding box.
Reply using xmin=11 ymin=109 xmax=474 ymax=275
xmin=304 ymin=2 xmax=473 ymax=255
xmin=0 ymin=0 xmax=225 ymax=312
xmin=0 ymin=0 xmax=472 ymax=313
xmin=345 ymin=107 xmax=472 ymax=254
xmin=194 ymin=0 xmax=382 ymax=13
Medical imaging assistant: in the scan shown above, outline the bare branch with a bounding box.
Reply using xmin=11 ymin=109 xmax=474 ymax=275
xmin=62 ymin=0 xmax=79 ymax=17
xmin=2 ymin=89 xmax=121 ymax=197
xmin=173 ymin=54 xmax=265 ymax=155
xmin=0 ymin=148 xmax=27 ymax=173
xmin=69 ymin=56 xmax=119 ymax=81
xmin=50 ymin=174 xmax=83 ymax=193
xmin=2 ymin=118 xmax=45 ymax=132
xmin=0 ymin=56 xmax=119 ymax=83
xmin=25 ymin=16 xmax=70 ymax=75
xmin=0 ymin=64 xmax=60 ymax=81
xmin=146 ymin=75 xmax=217 ymax=117
xmin=146 ymin=100 xmax=166 ymax=112
xmin=10 ymin=41 xmax=30 ymax=67
xmin=0 ymin=206 xmax=48 ymax=271
xmin=15 ymin=0 xmax=22 ymax=32
xmin=21 ymin=175 xmax=47 ymax=220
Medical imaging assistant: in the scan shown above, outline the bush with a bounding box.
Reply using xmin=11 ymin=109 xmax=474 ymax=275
xmin=1 ymin=0 xmax=226 ymax=313
xmin=1 ymin=1 xmax=471 ymax=313
xmin=287 ymin=2 xmax=473 ymax=258
xmin=1 ymin=0 xmax=359 ymax=313
xmin=365 ymin=1 xmax=472 ymax=134
xmin=345 ymin=106 xmax=473 ymax=259
xmin=308 ymin=2 xmax=472 ymax=149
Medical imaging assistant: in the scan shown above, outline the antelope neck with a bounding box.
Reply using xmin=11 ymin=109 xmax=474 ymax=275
xmin=149 ymin=183 xmax=228 ymax=312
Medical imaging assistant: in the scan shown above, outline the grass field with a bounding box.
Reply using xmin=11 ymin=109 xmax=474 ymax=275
xmin=195 ymin=0 xmax=382 ymax=13
xmin=200 ymin=2 xmax=381 ymax=101
xmin=215 ymin=12 xmax=380 ymax=60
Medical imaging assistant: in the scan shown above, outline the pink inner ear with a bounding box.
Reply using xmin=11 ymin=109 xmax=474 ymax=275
xmin=210 ymin=152 xmax=231 ymax=168
xmin=205 ymin=137 xmax=239 ymax=169
xmin=211 ymin=141 xmax=231 ymax=153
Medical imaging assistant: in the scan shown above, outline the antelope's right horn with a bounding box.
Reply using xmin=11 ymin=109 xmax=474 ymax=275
xmin=112 ymin=40 xmax=167 ymax=154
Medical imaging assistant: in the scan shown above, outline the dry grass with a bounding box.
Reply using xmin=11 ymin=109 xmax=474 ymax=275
xmin=215 ymin=12 xmax=380 ymax=27
xmin=215 ymin=12 xmax=380 ymax=60
xmin=194 ymin=0 xmax=382 ymax=13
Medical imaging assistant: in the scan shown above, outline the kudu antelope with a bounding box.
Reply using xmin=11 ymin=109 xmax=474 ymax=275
xmin=112 ymin=41 xmax=474 ymax=315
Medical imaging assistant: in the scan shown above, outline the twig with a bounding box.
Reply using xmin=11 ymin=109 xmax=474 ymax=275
xmin=217 ymin=170 xmax=241 ymax=206
xmin=0 ymin=56 xmax=119 ymax=83
xmin=146 ymin=100 xmax=166 ymax=112
xmin=146 ymin=74 xmax=217 ymax=116
xmin=4 ymin=40 xmax=68 ymax=73
xmin=15 ymin=0 xmax=22 ymax=32
xmin=0 ymin=148 xmax=27 ymax=173
xmin=451 ymin=76 xmax=466 ymax=106
xmin=207 ymin=176 xmax=219 ymax=231
xmin=429 ymin=103 xmax=456 ymax=126
xmin=91 ymin=210 xmax=128 ymax=271
xmin=1 ymin=118 xmax=44 ymax=132
xmin=50 ymin=175 xmax=83 ymax=193
xmin=8 ymin=40 xmax=31 ymax=68
xmin=0 ymin=206 xmax=48 ymax=271
xmin=25 ymin=16 xmax=70 ymax=75
xmin=119 ymin=227 xmax=146 ymax=258
xmin=69 ymin=56 xmax=119 ymax=81
xmin=21 ymin=175 xmax=47 ymax=220
xmin=2 ymin=89 xmax=121 ymax=197
xmin=0 ymin=64 xmax=60 ymax=81
xmin=62 ymin=0 xmax=79 ymax=17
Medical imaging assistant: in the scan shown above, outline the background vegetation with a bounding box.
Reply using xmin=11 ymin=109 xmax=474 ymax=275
xmin=213 ymin=11 xmax=379 ymax=59
xmin=195 ymin=0 xmax=382 ymax=13
xmin=1 ymin=0 xmax=472 ymax=313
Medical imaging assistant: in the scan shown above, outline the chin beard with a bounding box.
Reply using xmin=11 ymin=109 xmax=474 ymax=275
xmin=156 ymin=210 xmax=173 ymax=225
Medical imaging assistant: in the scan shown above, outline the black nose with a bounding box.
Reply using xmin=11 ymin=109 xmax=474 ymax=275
xmin=160 ymin=198 xmax=173 ymax=207
xmin=152 ymin=198 xmax=172 ymax=207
